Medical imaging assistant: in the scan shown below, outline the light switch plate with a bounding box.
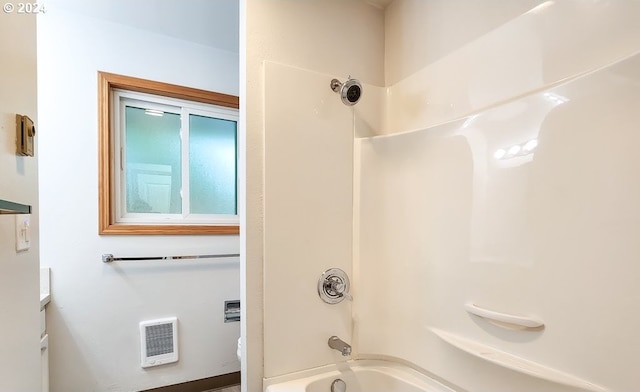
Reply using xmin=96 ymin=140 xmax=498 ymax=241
xmin=15 ymin=214 xmax=30 ymax=252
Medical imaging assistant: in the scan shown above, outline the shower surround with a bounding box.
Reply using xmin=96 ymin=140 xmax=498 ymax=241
xmin=245 ymin=0 xmax=640 ymax=391
xmin=357 ymin=50 xmax=640 ymax=391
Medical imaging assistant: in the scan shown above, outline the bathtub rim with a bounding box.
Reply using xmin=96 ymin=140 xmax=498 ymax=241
xmin=263 ymin=357 xmax=463 ymax=392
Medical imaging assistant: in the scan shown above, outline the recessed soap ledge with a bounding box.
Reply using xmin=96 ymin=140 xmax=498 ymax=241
xmin=40 ymin=267 xmax=50 ymax=309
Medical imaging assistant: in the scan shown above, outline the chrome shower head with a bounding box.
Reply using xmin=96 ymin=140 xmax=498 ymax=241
xmin=330 ymin=77 xmax=362 ymax=106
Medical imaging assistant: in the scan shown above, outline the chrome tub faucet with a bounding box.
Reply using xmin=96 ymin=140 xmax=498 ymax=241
xmin=328 ymin=336 xmax=351 ymax=356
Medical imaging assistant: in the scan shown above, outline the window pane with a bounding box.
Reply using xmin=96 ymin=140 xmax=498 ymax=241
xmin=189 ymin=114 xmax=237 ymax=214
xmin=125 ymin=106 xmax=182 ymax=214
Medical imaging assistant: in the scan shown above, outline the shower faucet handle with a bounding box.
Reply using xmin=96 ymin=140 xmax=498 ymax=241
xmin=330 ymin=280 xmax=352 ymax=301
xmin=318 ymin=268 xmax=352 ymax=304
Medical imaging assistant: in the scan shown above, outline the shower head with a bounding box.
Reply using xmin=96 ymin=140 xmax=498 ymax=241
xmin=330 ymin=77 xmax=362 ymax=106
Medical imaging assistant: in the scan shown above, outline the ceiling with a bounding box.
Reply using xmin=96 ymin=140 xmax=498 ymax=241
xmin=50 ymin=0 xmax=239 ymax=53
xmin=49 ymin=0 xmax=394 ymax=54
xmin=366 ymin=0 xmax=395 ymax=9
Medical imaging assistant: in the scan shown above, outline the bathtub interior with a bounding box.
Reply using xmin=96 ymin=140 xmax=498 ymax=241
xmin=306 ymin=370 xmax=428 ymax=392
xmin=264 ymin=360 xmax=458 ymax=392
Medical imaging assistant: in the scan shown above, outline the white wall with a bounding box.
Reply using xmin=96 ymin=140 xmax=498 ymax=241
xmin=384 ymin=0 xmax=541 ymax=86
xmin=383 ymin=0 xmax=640 ymax=134
xmin=37 ymin=6 xmax=240 ymax=392
xmin=0 ymin=12 xmax=41 ymax=392
xmin=244 ymin=1 xmax=384 ymax=389
xmin=356 ymin=1 xmax=640 ymax=391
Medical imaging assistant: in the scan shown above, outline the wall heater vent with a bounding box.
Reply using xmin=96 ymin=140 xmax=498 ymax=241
xmin=140 ymin=317 xmax=178 ymax=368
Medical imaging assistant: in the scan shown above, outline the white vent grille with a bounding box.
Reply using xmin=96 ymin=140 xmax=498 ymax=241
xmin=140 ymin=317 xmax=178 ymax=368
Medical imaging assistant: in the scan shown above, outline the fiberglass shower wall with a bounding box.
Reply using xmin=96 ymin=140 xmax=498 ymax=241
xmin=248 ymin=1 xmax=385 ymax=382
xmin=262 ymin=62 xmax=385 ymax=378
xmin=354 ymin=1 xmax=640 ymax=391
xmin=263 ymin=62 xmax=354 ymax=377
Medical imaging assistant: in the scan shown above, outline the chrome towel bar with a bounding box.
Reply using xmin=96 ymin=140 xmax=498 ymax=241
xmin=102 ymin=253 xmax=240 ymax=263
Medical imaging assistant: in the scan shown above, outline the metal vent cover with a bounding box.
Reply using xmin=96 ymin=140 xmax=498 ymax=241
xmin=140 ymin=317 xmax=178 ymax=368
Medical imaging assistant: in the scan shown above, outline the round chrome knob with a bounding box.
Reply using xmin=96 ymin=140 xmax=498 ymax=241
xmin=318 ymin=268 xmax=351 ymax=304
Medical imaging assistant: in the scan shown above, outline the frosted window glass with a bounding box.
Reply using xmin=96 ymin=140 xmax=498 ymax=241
xmin=125 ymin=106 xmax=182 ymax=214
xmin=189 ymin=114 xmax=237 ymax=214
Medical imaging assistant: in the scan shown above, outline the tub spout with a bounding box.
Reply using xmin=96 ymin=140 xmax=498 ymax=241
xmin=328 ymin=336 xmax=351 ymax=356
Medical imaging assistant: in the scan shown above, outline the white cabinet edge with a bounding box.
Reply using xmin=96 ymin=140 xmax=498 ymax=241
xmin=40 ymin=267 xmax=50 ymax=309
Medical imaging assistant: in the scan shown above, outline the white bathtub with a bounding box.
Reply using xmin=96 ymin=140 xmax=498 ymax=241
xmin=264 ymin=360 xmax=458 ymax=392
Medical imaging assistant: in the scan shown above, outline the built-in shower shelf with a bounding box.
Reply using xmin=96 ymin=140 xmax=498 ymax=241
xmin=430 ymin=328 xmax=608 ymax=392
xmin=0 ymin=199 xmax=31 ymax=214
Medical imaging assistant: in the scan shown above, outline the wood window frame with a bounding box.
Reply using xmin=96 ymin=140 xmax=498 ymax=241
xmin=98 ymin=71 xmax=240 ymax=235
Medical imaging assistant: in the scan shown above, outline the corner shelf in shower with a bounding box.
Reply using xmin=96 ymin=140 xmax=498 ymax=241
xmin=0 ymin=199 xmax=31 ymax=214
xmin=430 ymin=327 xmax=608 ymax=392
